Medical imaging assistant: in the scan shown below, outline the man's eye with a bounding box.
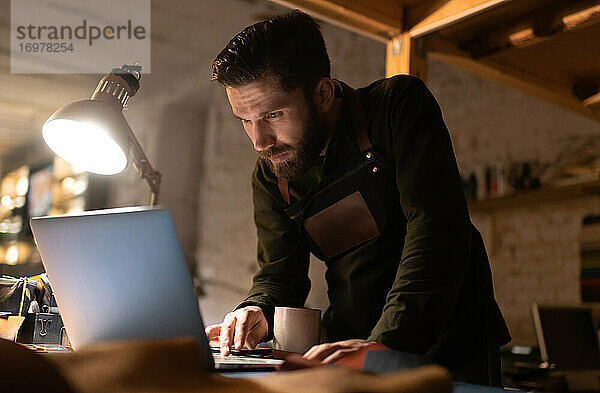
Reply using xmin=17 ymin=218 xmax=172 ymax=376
xmin=265 ymin=112 xmax=282 ymax=120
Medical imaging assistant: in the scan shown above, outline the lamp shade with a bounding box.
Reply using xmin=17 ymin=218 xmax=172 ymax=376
xmin=42 ymin=100 xmax=130 ymax=175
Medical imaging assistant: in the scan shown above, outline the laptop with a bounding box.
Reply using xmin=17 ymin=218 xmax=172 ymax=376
xmin=531 ymin=303 xmax=600 ymax=390
xmin=30 ymin=206 xmax=283 ymax=371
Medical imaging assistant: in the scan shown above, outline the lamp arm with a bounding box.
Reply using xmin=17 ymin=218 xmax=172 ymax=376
xmin=123 ymin=121 xmax=162 ymax=206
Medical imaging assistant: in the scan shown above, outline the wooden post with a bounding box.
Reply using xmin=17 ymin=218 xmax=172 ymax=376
xmin=385 ymin=32 xmax=428 ymax=81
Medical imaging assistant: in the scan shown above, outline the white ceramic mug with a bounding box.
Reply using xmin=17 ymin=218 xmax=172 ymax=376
xmin=273 ymin=306 xmax=321 ymax=353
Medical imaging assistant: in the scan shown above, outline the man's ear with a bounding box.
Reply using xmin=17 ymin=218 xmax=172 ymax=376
xmin=313 ymin=77 xmax=336 ymax=114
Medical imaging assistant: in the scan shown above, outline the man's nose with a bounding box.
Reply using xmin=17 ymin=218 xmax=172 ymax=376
xmin=252 ymin=121 xmax=275 ymax=151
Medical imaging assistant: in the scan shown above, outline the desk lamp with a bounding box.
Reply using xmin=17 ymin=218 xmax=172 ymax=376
xmin=42 ymin=65 xmax=161 ymax=205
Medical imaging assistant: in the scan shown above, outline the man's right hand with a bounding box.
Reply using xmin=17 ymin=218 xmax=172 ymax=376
xmin=204 ymin=306 xmax=268 ymax=356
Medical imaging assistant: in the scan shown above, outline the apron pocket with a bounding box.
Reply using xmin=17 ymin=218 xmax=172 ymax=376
xmin=304 ymin=191 xmax=380 ymax=258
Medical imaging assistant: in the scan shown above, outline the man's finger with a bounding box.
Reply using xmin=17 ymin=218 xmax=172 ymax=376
xmin=233 ymin=312 xmax=250 ymax=350
xmin=219 ymin=314 xmax=237 ymax=356
xmin=322 ymin=348 xmax=352 ymax=364
xmin=205 ymin=324 xmax=221 ymax=341
xmin=303 ymin=343 xmax=330 ymax=359
xmin=304 ymin=343 xmax=339 ymax=360
xmin=303 ymin=344 xmax=322 ymax=359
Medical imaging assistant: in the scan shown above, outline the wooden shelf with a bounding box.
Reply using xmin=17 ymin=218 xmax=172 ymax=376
xmin=468 ymin=179 xmax=600 ymax=212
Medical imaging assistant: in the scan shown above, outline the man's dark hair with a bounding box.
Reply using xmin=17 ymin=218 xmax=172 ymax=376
xmin=212 ymin=10 xmax=330 ymax=96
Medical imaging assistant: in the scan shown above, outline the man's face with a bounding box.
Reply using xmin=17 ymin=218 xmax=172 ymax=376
xmin=226 ymin=75 xmax=325 ymax=179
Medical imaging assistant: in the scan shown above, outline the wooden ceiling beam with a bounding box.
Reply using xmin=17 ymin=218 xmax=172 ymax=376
xmin=405 ymin=0 xmax=515 ymax=38
xmin=457 ymin=1 xmax=600 ymax=58
xmin=267 ymin=0 xmax=403 ymax=42
xmin=562 ymin=3 xmax=600 ymax=32
xmin=386 ymin=34 xmax=428 ymax=80
xmin=584 ymin=92 xmax=600 ymax=113
xmin=426 ymin=36 xmax=600 ymax=123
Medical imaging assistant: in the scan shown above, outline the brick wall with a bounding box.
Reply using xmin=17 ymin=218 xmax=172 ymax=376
xmin=427 ymin=58 xmax=600 ymax=345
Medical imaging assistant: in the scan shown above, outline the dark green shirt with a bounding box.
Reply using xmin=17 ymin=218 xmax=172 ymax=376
xmin=237 ymin=75 xmax=510 ymax=374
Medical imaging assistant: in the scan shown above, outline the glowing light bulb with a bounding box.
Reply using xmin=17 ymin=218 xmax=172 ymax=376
xmin=62 ymin=176 xmax=75 ymax=190
xmin=6 ymin=244 xmax=19 ymax=265
xmin=73 ymin=177 xmax=89 ymax=195
xmin=16 ymin=177 xmax=29 ymax=196
xmin=42 ymin=119 xmax=127 ymax=175
xmin=1 ymin=195 xmax=12 ymax=208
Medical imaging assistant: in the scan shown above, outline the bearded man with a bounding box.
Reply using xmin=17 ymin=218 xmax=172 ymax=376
xmin=205 ymin=10 xmax=510 ymax=386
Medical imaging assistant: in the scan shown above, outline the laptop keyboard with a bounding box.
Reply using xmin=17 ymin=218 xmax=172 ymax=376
xmin=212 ymin=353 xmax=284 ymax=365
xmin=21 ymin=343 xmax=284 ymax=366
xmin=20 ymin=344 xmax=73 ymax=354
xmin=210 ymin=346 xmax=284 ymax=365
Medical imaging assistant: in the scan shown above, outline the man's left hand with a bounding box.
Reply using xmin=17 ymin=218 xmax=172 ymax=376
xmin=302 ymin=339 xmax=375 ymax=363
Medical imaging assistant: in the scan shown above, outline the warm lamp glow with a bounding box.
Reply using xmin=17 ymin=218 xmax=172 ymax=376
xmin=42 ymin=118 xmax=127 ymax=175
xmin=1 ymin=195 xmax=12 ymax=208
xmin=16 ymin=177 xmax=29 ymax=196
xmin=6 ymin=244 xmax=18 ymax=265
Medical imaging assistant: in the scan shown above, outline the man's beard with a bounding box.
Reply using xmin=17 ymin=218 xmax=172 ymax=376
xmin=258 ymin=109 xmax=326 ymax=180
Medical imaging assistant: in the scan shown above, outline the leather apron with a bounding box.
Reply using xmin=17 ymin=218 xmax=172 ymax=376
xmin=275 ymin=82 xmax=407 ymax=342
xmin=277 ymin=82 xmax=397 ymax=261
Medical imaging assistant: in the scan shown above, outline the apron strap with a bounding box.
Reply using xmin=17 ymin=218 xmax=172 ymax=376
xmin=278 ymin=177 xmax=290 ymax=205
xmin=344 ymin=83 xmax=372 ymax=152
xmin=276 ymin=81 xmax=372 ymax=206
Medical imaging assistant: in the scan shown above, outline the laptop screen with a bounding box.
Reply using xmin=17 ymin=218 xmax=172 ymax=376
xmin=533 ymin=305 xmax=600 ymax=370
